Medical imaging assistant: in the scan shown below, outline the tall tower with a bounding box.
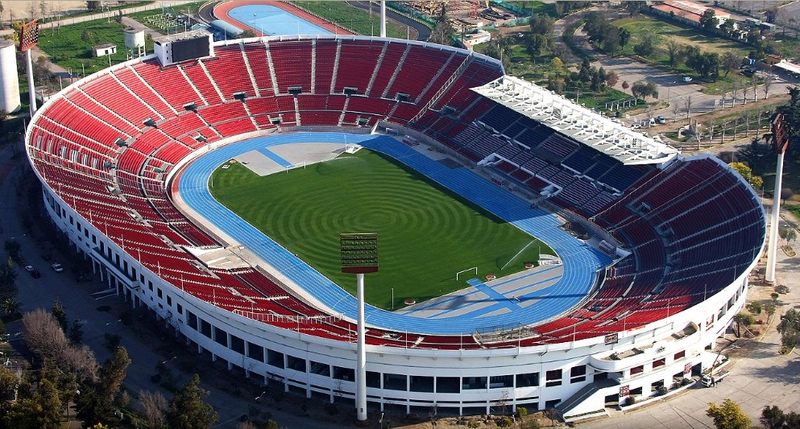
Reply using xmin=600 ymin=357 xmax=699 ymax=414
xmin=380 ymin=0 xmax=386 ymax=37
xmin=0 ymin=40 xmax=21 ymax=114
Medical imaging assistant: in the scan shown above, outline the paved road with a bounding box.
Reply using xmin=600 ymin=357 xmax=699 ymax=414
xmin=581 ymin=243 xmax=800 ymax=429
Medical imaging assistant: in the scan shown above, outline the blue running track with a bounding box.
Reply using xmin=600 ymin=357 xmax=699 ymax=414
xmin=177 ymin=132 xmax=611 ymax=334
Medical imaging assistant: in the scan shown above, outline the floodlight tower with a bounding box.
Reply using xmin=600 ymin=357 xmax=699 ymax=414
xmin=380 ymin=0 xmax=386 ymax=38
xmin=340 ymin=233 xmax=379 ymax=422
xmin=18 ymin=20 xmax=40 ymax=117
xmin=766 ymin=114 xmax=790 ymax=283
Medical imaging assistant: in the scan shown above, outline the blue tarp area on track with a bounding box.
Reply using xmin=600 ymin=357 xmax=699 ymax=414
xmin=178 ymin=132 xmax=611 ymax=334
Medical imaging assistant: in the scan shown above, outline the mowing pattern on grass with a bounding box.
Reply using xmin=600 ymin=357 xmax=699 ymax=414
xmin=211 ymin=150 xmax=552 ymax=309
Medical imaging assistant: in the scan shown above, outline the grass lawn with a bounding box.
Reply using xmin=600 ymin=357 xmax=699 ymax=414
xmin=614 ymin=16 xmax=750 ymax=57
xmin=292 ymin=1 xmax=408 ymax=38
xmin=210 ymin=150 xmax=553 ymax=309
xmin=613 ymin=16 xmax=757 ymax=95
xmin=38 ymin=18 xmax=154 ymax=75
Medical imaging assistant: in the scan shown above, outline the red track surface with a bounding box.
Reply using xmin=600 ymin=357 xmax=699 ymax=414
xmin=214 ymin=0 xmax=355 ymax=36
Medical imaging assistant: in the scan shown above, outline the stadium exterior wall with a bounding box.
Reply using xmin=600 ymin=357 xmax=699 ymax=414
xmin=34 ymin=139 xmax=756 ymax=416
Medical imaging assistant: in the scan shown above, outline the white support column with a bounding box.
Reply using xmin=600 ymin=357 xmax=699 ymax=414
xmin=380 ymin=1 xmax=387 ymax=38
xmin=356 ymin=273 xmax=367 ymax=421
xmin=25 ymin=49 xmax=37 ymax=117
xmin=766 ymin=150 xmax=785 ymax=283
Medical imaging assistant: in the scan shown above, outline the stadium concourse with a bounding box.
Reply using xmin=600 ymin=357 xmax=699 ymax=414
xmin=25 ymin=34 xmax=766 ymax=417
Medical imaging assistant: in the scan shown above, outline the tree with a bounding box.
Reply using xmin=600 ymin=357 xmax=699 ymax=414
xmin=762 ymin=405 xmax=785 ymax=429
xmin=99 ymin=346 xmax=130 ymax=399
xmin=706 ymin=399 xmax=750 ymax=429
xmin=3 ymin=239 xmax=20 ymax=260
xmin=763 ymin=75 xmax=773 ymax=99
xmin=429 ymin=4 xmax=454 ymax=45
xmin=0 ymin=365 xmax=17 ymax=401
xmin=765 ymin=302 xmax=777 ymax=319
xmin=666 ymin=41 xmax=683 ymax=67
xmin=529 ymin=15 xmax=553 ymax=35
xmin=578 ymin=58 xmax=592 ymax=83
xmin=23 ymin=309 xmax=68 ymax=361
xmin=51 ymin=300 xmax=68 ymax=333
xmin=69 ymin=320 xmax=83 ymax=344
xmin=728 ymin=162 xmax=764 ymax=190
xmin=633 ymin=33 xmax=659 ymax=57
xmin=621 ymin=80 xmax=629 ymax=91
xmin=732 ymin=312 xmax=755 ymax=337
xmin=238 ymin=30 xmax=256 ymax=39
xmin=139 ymin=390 xmax=168 ymax=429
xmin=606 ymin=71 xmax=619 ymax=88
xmin=631 ymin=80 xmax=658 ymax=100
xmin=1 ymin=297 xmax=19 ymax=316
xmin=167 ymin=374 xmax=218 ymax=429
xmin=777 ymin=309 xmax=800 ymax=351
xmin=746 ymin=302 xmax=762 ymax=315
xmin=721 ymin=52 xmax=740 ymax=77
xmin=684 ymin=96 xmax=693 ymax=120
xmin=618 ymin=28 xmax=631 ymax=50
xmin=700 ymin=9 xmax=719 ymax=32
xmin=720 ymin=19 xmax=735 ymax=36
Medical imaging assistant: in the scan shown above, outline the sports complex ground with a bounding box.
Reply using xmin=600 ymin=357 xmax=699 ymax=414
xmin=211 ymin=147 xmax=553 ymax=309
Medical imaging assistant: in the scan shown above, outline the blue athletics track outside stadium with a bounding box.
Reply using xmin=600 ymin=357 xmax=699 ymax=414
xmin=176 ymin=132 xmax=611 ymax=335
xmin=228 ymin=4 xmax=333 ymax=36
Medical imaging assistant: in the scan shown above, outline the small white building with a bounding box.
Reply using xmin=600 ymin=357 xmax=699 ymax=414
xmin=93 ymin=43 xmax=117 ymax=57
xmin=462 ymin=29 xmax=492 ymax=50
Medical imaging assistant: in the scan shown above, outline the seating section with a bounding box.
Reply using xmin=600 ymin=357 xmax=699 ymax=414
xmin=27 ymin=38 xmax=764 ymax=350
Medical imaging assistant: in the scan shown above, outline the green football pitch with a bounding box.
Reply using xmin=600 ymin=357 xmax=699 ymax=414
xmin=210 ymin=149 xmax=553 ymax=309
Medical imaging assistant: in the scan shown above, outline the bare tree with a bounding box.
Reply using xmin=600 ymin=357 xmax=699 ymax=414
xmin=763 ymin=75 xmax=773 ymax=99
xmin=22 ymin=308 xmax=68 ymax=361
xmin=22 ymin=309 xmax=98 ymax=382
xmin=27 ymin=0 xmax=36 ymax=19
xmin=752 ymin=77 xmax=758 ymax=102
xmin=684 ymin=96 xmax=693 ymax=121
xmin=731 ymin=79 xmax=739 ymax=107
xmin=39 ymin=0 xmax=47 ymax=19
xmin=671 ymin=100 xmax=680 ymax=119
xmin=139 ymin=390 xmax=168 ymax=429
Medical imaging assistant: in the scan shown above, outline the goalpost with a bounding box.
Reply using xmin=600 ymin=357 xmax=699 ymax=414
xmin=456 ymin=266 xmax=478 ymax=281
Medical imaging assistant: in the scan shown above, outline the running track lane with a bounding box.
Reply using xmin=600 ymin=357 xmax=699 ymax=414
xmin=176 ymin=132 xmax=611 ymax=335
xmin=214 ymin=0 xmax=355 ymax=37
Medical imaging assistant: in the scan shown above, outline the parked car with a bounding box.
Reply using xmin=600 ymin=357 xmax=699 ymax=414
xmin=656 ymin=116 xmax=667 ymax=124
xmin=24 ymin=265 xmax=41 ymax=278
xmin=682 ymin=76 xmax=693 ymax=83
xmin=51 ymin=263 xmax=64 ymax=273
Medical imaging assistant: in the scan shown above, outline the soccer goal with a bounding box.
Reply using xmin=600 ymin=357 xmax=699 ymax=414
xmin=456 ymin=266 xmax=478 ymax=281
xmin=344 ymin=144 xmax=361 ymax=154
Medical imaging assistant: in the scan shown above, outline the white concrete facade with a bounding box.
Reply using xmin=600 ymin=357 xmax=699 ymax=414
xmin=34 ymin=162 xmax=755 ymax=417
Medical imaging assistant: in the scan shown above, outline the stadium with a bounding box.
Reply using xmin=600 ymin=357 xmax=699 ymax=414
xmin=24 ymin=26 xmax=766 ymax=420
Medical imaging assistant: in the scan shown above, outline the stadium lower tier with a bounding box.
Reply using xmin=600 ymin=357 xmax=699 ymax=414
xmin=27 ymin=35 xmax=765 ymax=415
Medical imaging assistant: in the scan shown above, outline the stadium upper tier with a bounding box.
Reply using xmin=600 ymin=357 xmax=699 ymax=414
xmin=25 ymin=36 xmax=766 ymax=349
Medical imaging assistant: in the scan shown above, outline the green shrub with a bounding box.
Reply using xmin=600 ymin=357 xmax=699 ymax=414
xmin=467 ymin=421 xmax=480 ymax=429
xmin=497 ymin=415 xmax=514 ymax=427
xmin=625 ymin=396 xmax=637 ymax=406
xmin=657 ymin=385 xmax=669 ymax=396
xmin=517 ymin=406 xmax=528 ymax=417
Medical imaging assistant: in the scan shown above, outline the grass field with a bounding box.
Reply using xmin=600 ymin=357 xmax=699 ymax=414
xmin=38 ymin=18 xmax=155 ymax=75
xmin=292 ymin=1 xmax=409 ymax=38
xmin=614 ymin=16 xmax=751 ymax=57
xmin=210 ymin=150 xmax=553 ymax=309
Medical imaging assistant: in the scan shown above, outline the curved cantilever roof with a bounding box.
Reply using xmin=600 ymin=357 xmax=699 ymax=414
xmin=472 ymin=76 xmax=680 ymax=166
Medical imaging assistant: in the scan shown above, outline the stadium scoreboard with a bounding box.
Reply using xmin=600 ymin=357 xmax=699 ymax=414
xmin=341 ymin=233 xmax=379 ymax=274
xmin=154 ymin=30 xmax=214 ymax=67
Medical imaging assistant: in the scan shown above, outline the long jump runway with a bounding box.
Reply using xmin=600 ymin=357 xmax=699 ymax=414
xmin=176 ymin=132 xmax=611 ymax=335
